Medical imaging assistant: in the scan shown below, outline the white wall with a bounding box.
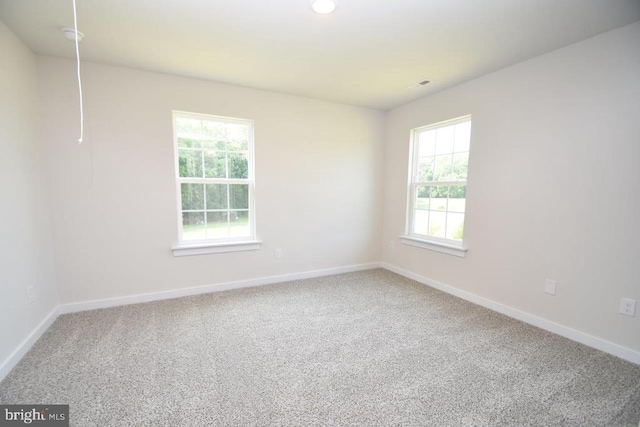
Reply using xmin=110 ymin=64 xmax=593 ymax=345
xmin=38 ymin=57 xmax=385 ymax=304
xmin=382 ymin=22 xmax=640 ymax=352
xmin=0 ymin=22 xmax=59 ymax=368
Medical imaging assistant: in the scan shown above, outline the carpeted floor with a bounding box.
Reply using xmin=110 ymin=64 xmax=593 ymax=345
xmin=1 ymin=269 xmax=639 ymax=426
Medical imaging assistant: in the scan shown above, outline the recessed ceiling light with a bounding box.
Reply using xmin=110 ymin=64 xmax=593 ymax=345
xmin=312 ymin=0 xmax=337 ymax=14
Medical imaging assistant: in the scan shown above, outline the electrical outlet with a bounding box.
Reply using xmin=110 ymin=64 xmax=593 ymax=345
xmin=544 ymin=279 xmax=557 ymax=295
xmin=274 ymin=248 xmax=282 ymax=259
xmin=619 ymin=298 xmax=636 ymax=317
xmin=27 ymin=286 xmax=35 ymax=305
xmin=390 ymin=241 xmax=395 ymax=251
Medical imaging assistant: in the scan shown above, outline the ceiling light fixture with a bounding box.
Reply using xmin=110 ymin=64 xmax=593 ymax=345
xmin=312 ymin=0 xmax=337 ymax=14
xmin=61 ymin=27 xmax=84 ymax=43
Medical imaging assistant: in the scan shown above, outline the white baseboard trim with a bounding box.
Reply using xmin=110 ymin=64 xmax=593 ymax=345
xmin=381 ymin=262 xmax=640 ymax=365
xmin=0 ymin=306 xmax=60 ymax=382
xmin=60 ymin=262 xmax=382 ymax=314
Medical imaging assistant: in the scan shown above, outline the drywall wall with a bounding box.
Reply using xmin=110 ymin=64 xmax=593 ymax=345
xmin=0 ymin=22 xmax=59 ymax=369
xmin=38 ymin=57 xmax=385 ymax=304
xmin=382 ymin=22 xmax=640 ymax=352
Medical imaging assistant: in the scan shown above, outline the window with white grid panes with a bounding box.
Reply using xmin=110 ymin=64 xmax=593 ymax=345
xmin=407 ymin=116 xmax=471 ymax=243
xmin=173 ymin=112 xmax=255 ymax=243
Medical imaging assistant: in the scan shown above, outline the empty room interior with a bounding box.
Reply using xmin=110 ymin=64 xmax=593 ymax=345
xmin=1 ymin=0 xmax=640 ymax=425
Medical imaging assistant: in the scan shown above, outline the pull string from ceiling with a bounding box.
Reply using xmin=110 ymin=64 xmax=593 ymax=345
xmin=72 ymin=0 xmax=84 ymax=143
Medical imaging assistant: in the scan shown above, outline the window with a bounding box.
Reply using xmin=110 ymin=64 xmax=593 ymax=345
xmin=403 ymin=116 xmax=471 ymax=257
xmin=172 ymin=111 xmax=259 ymax=256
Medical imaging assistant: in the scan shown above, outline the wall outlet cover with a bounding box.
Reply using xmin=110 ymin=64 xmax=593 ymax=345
xmin=619 ymin=298 xmax=636 ymax=317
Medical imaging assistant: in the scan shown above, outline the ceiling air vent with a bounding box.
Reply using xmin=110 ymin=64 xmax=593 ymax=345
xmin=408 ymin=80 xmax=430 ymax=90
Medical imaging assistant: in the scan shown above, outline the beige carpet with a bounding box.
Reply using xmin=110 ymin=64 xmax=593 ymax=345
xmin=1 ymin=269 xmax=639 ymax=426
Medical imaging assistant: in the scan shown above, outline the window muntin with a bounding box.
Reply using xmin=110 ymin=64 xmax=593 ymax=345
xmin=173 ymin=112 xmax=255 ymax=243
xmin=408 ymin=116 xmax=471 ymax=244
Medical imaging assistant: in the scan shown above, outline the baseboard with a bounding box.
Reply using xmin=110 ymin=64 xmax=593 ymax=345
xmin=0 ymin=306 xmax=60 ymax=383
xmin=381 ymin=262 xmax=640 ymax=365
xmin=60 ymin=262 xmax=382 ymax=314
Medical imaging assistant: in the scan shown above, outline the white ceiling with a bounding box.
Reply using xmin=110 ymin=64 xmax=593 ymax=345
xmin=1 ymin=0 xmax=639 ymax=110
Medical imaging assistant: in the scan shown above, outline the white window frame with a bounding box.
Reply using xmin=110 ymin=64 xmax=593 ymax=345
xmin=171 ymin=111 xmax=260 ymax=256
xmin=401 ymin=115 xmax=471 ymax=258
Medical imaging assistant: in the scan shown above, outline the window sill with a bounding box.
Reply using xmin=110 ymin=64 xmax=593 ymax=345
xmin=400 ymin=236 xmax=468 ymax=258
xmin=172 ymin=240 xmax=262 ymax=257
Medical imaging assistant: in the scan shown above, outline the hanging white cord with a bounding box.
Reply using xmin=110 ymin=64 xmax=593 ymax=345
xmin=72 ymin=0 xmax=84 ymax=143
